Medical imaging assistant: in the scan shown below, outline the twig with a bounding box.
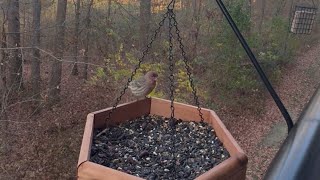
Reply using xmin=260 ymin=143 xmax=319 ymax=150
xmin=37 ymin=47 xmax=110 ymax=68
xmin=0 ymin=47 xmax=33 ymax=50
xmin=0 ymin=120 xmax=30 ymax=124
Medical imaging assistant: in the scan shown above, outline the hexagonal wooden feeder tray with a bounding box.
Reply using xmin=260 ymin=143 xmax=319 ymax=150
xmin=77 ymin=97 xmax=247 ymax=180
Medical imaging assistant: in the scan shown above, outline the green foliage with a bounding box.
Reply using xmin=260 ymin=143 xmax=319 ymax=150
xmin=149 ymin=89 xmax=165 ymax=98
xmin=257 ymin=16 xmax=299 ymax=82
xmin=223 ymin=0 xmax=251 ymax=32
xmin=194 ymin=0 xmax=302 ymax=110
xmin=206 ymin=0 xmax=260 ymax=107
xmin=90 ymin=41 xmax=201 ymax=102
xmin=88 ymin=0 xmax=303 ymax=111
xmin=89 ymin=67 xmax=107 ymax=86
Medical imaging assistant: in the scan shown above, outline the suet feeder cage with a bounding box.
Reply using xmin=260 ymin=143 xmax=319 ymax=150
xmin=290 ymin=6 xmax=317 ymax=34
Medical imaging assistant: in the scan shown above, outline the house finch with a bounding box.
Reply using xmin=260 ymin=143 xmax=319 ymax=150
xmin=128 ymin=71 xmax=158 ymax=99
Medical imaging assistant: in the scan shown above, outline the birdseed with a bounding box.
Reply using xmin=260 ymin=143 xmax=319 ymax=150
xmin=91 ymin=115 xmax=230 ymax=180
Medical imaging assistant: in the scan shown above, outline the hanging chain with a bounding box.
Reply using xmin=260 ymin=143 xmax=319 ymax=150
xmin=96 ymin=11 xmax=169 ymax=137
xmin=171 ymin=12 xmax=205 ymax=123
xmin=168 ymin=10 xmax=175 ymax=120
xmin=167 ymin=0 xmax=176 ymax=10
xmin=97 ymin=0 xmax=204 ymax=138
xmin=168 ymin=4 xmax=177 ymax=179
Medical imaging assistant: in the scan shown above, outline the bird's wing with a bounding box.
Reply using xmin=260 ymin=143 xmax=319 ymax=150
xmin=129 ymin=77 xmax=149 ymax=97
xmin=129 ymin=77 xmax=146 ymax=89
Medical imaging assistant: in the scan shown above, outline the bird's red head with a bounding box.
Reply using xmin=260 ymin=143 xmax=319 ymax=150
xmin=145 ymin=71 xmax=158 ymax=83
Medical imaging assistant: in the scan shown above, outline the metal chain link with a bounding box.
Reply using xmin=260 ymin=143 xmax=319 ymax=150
xmin=171 ymin=12 xmax=205 ymax=123
xmin=168 ymin=5 xmax=177 ymax=179
xmin=167 ymin=0 xmax=176 ymax=10
xmin=96 ymin=11 xmax=169 ymax=137
xmin=168 ymin=10 xmax=175 ymax=120
xmin=97 ymin=0 xmax=204 ymax=140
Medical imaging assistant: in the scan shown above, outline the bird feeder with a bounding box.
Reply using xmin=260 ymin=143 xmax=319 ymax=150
xmin=290 ymin=5 xmax=317 ymax=34
xmin=78 ymin=0 xmax=247 ymax=178
xmin=77 ymin=97 xmax=247 ymax=180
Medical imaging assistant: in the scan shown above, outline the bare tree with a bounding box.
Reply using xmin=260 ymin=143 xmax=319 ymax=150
xmin=72 ymin=0 xmax=80 ymax=75
xmin=190 ymin=0 xmax=202 ymax=60
xmin=139 ymin=0 xmax=151 ymax=48
xmin=107 ymin=0 xmax=112 ymax=24
xmin=0 ymin=6 xmax=7 ymax=93
xmin=48 ymin=0 xmax=67 ymax=103
xmin=7 ymin=0 xmax=23 ymax=91
xmin=259 ymin=0 xmax=266 ymax=34
xmin=106 ymin=0 xmax=112 ymax=51
xmin=20 ymin=1 xmax=27 ymax=47
xmin=182 ymin=0 xmax=191 ymax=10
xmin=0 ymin=5 xmax=8 ymax=128
xmin=83 ymin=0 xmax=94 ymax=80
xmin=31 ymin=0 xmax=41 ymax=106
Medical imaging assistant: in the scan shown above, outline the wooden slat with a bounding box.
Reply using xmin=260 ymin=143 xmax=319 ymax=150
xmin=196 ymin=154 xmax=247 ymax=180
xmin=78 ymin=161 xmax=144 ymax=180
xmin=78 ymin=113 xmax=94 ymax=167
xmin=208 ymin=111 xmax=245 ymax=157
xmin=150 ymin=97 xmax=211 ymax=121
xmin=92 ymin=98 xmax=151 ymax=129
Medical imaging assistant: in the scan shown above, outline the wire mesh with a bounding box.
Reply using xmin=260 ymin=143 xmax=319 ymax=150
xmin=290 ymin=6 xmax=317 ymax=34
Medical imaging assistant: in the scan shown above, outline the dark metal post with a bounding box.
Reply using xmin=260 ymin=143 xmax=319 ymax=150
xmin=216 ymin=0 xmax=294 ymax=132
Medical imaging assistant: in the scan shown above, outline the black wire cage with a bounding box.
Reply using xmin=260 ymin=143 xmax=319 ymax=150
xmin=290 ymin=6 xmax=318 ymax=34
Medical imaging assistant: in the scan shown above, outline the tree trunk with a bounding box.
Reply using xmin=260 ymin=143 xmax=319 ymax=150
xmin=107 ymin=0 xmax=112 ymax=25
xmin=48 ymin=0 xmax=67 ymax=104
xmin=31 ymin=0 xmax=41 ymax=108
xmin=0 ymin=7 xmax=7 ymax=93
xmin=258 ymin=0 xmax=266 ymax=34
xmin=7 ymin=0 xmax=23 ymax=91
xmin=0 ymin=4 xmax=8 ymax=140
xmin=139 ymin=0 xmax=151 ymax=48
xmin=190 ymin=0 xmax=202 ymax=60
xmin=104 ymin=0 xmax=112 ymax=73
xmin=182 ymin=0 xmax=191 ymax=10
xmin=72 ymin=0 xmax=80 ymax=75
xmin=83 ymin=0 xmax=93 ymax=80
xmin=282 ymin=0 xmax=295 ymax=57
xmin=21 ymin=3 xmax=25 ymax=47
xmin=248 ymin=0 xmax=252 ymax=20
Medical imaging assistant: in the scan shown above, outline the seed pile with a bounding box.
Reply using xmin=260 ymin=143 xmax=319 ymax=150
xmin=91 ymin=115 xmax=230 ymax=180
